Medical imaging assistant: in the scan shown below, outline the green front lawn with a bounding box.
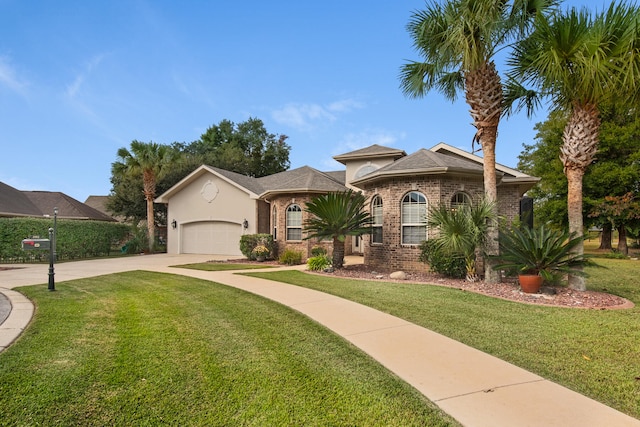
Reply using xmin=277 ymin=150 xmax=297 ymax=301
xmin=0 ymin=272 xmax=455 ymax=426
xmin=245 ymin=258 xmax=640 ymax=419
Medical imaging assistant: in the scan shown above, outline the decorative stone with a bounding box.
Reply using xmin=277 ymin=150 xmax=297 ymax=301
xmin=390 ymin=271 xmax=407 ymax=280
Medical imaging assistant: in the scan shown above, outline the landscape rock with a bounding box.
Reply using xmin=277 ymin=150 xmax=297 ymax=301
xmin=389 ymin=271 xmax=407 ymax=280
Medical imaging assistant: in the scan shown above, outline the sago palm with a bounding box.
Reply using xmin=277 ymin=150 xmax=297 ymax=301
xmin=114 ymin=141 xmax=176 ymax=252
xmin=400 ymin=0 xmax=556 ymax=283
xmin=304 ymin=190 xmax=371 ymax=269
xmin=505 ymin=3 xmax=640 ymax=289
xmin=428 ymin=199 xmax=496 ymax=282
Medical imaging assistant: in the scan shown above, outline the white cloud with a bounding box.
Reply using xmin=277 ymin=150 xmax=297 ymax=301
xmin=0 ymin=56 xmax=28 ymax=94
xmin=65 ymin=54 xmax=105 ymax=99
xmin=271 ymin=98 xmax=364 ymax=130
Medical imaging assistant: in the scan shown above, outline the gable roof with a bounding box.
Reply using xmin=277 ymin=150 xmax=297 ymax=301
xmin=155 ymin=165 xmax=263 ymax=203
xmin=156 ymin=165 xmax=348 ymax=203
xmin=429 ymin=142 xmax=540 ymax=188
xmin=333 ymin=144 xmax=406 ymax=164
xmin=350 ymin=148 xmax=487 ymax=186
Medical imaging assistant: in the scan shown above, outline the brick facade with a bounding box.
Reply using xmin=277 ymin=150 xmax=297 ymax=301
xmin=269 ymin=193 xmax=352 ymax=260
xmin=361 ymin=176 xmax=522 ymax=273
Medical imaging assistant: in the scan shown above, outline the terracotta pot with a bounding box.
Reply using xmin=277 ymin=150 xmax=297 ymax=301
xmin=518 ymin=274 xmax=543 ymax=293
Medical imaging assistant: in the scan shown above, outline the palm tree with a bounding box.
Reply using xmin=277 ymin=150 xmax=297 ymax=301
xmin=427 ymin=199 xmax=496 ymax=282
xmin=506 ymin=3 xmax=640 ymax=290
xmin=303 ymin=190 xmax=371 ymax=269
xmin=399 ymin=0 xmax=556 ymax=283
xmin=113 ymin=140 xmax=176 ymax=252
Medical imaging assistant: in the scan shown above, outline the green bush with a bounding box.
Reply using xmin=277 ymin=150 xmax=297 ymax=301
xmin=239 ymin=234 xmax=276 ymax=260
xmin=310 ymin=245 xmax=327 ymax=257
xmin=279 ymin=249 xmax=303 ymax=265
xmin=418 ymin=240 xmax=466 ymax=279
xmin=307 ymin=254 xmax=331 ymax=271
xmin=0 ymin=218 xmax=129 ymax=263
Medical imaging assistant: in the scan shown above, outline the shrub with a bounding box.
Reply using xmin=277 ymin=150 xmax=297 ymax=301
xmin=604 ymin=250 xmax=628 ymax=259
xmin=240 ymin=234 xmax=276 ymax=260
xmin=307 ymin=254 xmax=331 ymax=271
xmin=279 ymin=249 xmax=303 ymax=265
xmin=418 ymin=240 xmax=466 ymax=279
xmin=310 ymin=245 xmax=327 ymax=257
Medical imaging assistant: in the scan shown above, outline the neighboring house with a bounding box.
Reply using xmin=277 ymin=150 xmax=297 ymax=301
xmin=155 ymin=143 xmax=539 ymax=272
xmin=0 ymin=182 xmax=116 ymax=221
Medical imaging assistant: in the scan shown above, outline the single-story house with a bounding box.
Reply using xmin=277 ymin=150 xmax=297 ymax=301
xmin=155 ymin=143 xmax=539 ymax=272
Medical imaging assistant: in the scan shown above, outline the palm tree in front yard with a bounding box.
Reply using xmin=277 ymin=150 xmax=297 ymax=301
xmin=428 ymin=199 xmax=496 ymax=282
xmin=399 ymin=0 xmax=556 ymax=283
xmin=505 ymin=3 xmax=640 ymax=290
xmin=113 ymin=140 xmax=176 ymax=252
xmin=304 ymin=190 xmax=371 ymax=269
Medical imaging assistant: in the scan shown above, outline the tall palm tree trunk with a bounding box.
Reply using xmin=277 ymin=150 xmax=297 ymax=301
xmin=561 ymin=104 xmax=601 ymax=291
xmin=466 ymin=61 xmax=502 ymax=283
xmin=143 ymin=170 xmax=157 ymax=253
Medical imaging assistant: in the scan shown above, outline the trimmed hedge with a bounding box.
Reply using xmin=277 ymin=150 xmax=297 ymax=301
xmin=239 ymin=234 xmax=276 ymax=260
xmin=0 ymin=218 xmax=130 ymax=263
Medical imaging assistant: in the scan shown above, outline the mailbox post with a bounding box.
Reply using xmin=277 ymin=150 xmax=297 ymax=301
xmin=48 ymin=227 xmax=55 ymax=291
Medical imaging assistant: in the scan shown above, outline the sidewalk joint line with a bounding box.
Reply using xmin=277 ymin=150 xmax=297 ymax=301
xmin=434 ymin=379 xmax=546 ymax=402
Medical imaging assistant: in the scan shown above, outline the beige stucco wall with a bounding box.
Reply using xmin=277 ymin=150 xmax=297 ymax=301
xmin=343 ymin=156 xmax=398 ymax=190
xmin=164 ymin=172 xmax=258 ymax=254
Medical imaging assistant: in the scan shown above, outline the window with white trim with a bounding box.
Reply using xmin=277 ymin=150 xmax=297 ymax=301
xmin=286 ymin=204 xmax=302 ymax=241
xmin=371 ymin=195 xmax=383 ymax=244
xmin=401 ymin=191 xmax=427 ymax=245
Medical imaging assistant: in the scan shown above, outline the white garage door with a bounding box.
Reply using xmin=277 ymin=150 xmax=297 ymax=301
xmin=181 ymin=221 xmax=242 ymax=255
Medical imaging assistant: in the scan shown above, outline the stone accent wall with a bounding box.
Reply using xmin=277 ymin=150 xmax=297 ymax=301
xmin=361 ymin=175 xmax=521 ymax=273
xmin=269 ymin=193 xmax=352 ymax=260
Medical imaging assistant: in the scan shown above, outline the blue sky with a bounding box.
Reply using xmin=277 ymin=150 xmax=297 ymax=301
xmin=1 ymin=0 xmax=597 ymax=202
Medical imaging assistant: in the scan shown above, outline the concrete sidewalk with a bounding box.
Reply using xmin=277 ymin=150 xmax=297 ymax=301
xmin=1 ymin=254 xmax=639 ymax=426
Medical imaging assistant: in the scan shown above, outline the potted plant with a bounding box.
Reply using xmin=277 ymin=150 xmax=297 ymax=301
xmin=493 ymin=224 xmax=589 ymax=293
xmin=252 ymin=245 xmax=270 ymax=262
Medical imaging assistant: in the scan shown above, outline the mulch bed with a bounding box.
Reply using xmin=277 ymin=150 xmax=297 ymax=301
xmin=317 ymin=263 xmax=634 ymax=310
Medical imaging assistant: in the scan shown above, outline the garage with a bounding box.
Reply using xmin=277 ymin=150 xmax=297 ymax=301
xmin=181 ymin=221 xmax=243 ymax=255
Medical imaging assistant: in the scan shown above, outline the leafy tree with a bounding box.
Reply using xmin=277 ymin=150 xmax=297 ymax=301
xmin=109 ymin=117 xmax=291 ymax=222
xmin=427 ymin=199 xmax=496 ymax=282
xmin=589 ymin=193 xmax=640 ymax=255
xmin=303 ymin=190 xmax=371 ymax=269
xmin=399 ymin=0 xmax=555 ymax=283
xmin=183 ymin=117 xmax=290 ymax=177
xmin=111 ymin=141 xmax=176 ymax=252
xmin=518 ymin=106 xmax=640 ymax=250
xmin=506 ymin=3 xmax=640 ymax=290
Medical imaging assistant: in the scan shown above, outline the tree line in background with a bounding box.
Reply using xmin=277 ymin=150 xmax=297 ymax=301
xmin=107 ymin=117 xmax=291 ymax=251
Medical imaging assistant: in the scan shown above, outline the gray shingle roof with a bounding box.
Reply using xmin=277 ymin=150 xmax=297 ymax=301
xmin=333 ymin=144 xmax=406 ymax=164
xmin=0 ymin=182 xmax=116 ymax=221
xmin=257 ymin=166 xmax=347 ymax=197
xmin=351 ymin=148 xmax=487 ymax=186
xmin=0 ymin=182 xmax=41 ymax=217
xmin=23 ymin=191 xmax=116 ymax=221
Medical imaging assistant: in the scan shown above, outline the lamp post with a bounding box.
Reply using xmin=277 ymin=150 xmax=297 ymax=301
xmin=47 ymin=207 xmax=58 ymax=291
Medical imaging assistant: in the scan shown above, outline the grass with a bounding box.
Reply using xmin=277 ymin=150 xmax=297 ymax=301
xmin=0 ymin=272 xmax=456 ymax=426
xmin=245 ymin=258 xmax=640 ymax=419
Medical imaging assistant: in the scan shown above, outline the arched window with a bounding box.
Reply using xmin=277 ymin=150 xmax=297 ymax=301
xmin=401 ymin=191 xmax=427 ymax=245
xmin=451 ymin=192 xmax=471 ymax=211
xmin=371 ymin=195 xmax=383 ymax=244
xmin=286 ymin=204 xmax=302 ymax=241
xmin=354 ymin=163 xmax=379 ymax=179
xmin=272 ymin=207 xmax=278 ymax=240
